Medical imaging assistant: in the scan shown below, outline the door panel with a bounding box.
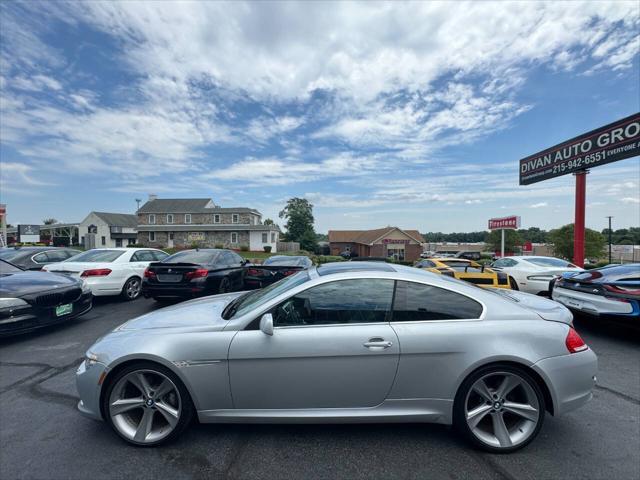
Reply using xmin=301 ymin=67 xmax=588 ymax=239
xmin=228 ymin=324 xmax=399 ymax=409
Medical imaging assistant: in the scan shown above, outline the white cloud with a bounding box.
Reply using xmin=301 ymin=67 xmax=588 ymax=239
xmin=621 ymin=197 xmax=640 ymax=204
xmin=530 ymin=202 xmax=549 ymax=209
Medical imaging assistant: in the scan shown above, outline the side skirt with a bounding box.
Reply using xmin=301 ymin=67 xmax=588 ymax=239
xmin=197 ymin=398 xmax=453 ymax=425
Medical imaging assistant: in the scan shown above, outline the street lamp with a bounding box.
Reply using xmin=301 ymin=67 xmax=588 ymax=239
xmin=135 ymin=198 xmax=141 ymax=213
xmin=605 ymin=216 xmax=613 ymax=264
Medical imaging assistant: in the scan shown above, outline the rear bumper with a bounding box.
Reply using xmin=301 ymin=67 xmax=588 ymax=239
xmin=552 ymin=286 xmax=636 ymax=316
xmin=142 ymin=283 xmax=206 ymax=298
xmin=518 ymin=278 xmax=553 ymax=295
xmin=532 ymin=349 xmax=598 ymax=416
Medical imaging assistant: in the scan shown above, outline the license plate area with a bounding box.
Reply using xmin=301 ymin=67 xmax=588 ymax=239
xmin=55 ymin=304 xmax=73 ymax=316
xmin=157 ymin=274 xmax=183 ymax=283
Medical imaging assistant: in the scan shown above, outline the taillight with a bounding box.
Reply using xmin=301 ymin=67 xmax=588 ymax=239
xmin=283 ymin=270 xmax=297 ymax=276
xmin=565 ymin=327 xmax=588 ymax=353
xmin=185 ymin=269 xmax=208 ymax=280
xmin=80 ymin=268 xmax=112 ymax=277
xmin=247 ymin=268 xmax=268 ymax=276
xmin=144 ymin=268 xmax=156 ymax=279
xmin=604 ymin=284 xmax=640 ymax=296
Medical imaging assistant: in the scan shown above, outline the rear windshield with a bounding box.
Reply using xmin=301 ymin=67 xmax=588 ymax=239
xmin=163 ymin=250 xmax=219 ymax=264
xmin=0 ymin=249 xmax=30 ymax=261
xmin=65 ymin=250 xmax=124 ymax=263
xmin=0 ymin=259 xmax=24 ymax=274
xmin=522 ymin=257 xmax=576 ymax=268
xmin=263 ymin=256 xmax=307 ymax=266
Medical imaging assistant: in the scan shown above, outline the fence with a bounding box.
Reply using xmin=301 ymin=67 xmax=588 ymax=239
xmin=277 ymin=241 xmax=300 ymax=252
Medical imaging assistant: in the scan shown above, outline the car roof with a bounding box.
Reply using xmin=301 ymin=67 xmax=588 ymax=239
xmin=317 ymin=261 xmax=396 ymax=276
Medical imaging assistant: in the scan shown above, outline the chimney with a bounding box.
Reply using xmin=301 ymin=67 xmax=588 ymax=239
xmin=148 ymin=193 xmax=158 ymax=202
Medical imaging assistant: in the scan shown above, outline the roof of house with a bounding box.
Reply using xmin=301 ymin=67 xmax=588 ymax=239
xmin=328 ymin=227 xmax=425 ymax=245
xmin=92 ymin=212 xmax=138 ymax=228
xmin=137 ymin=198 xmax=260 ymax=215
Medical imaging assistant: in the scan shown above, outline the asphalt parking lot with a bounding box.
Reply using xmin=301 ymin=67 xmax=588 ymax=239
xmin=0 ymin=297 xmax=638 ymax=480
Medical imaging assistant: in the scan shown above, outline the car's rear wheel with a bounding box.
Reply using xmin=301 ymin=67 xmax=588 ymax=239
xmin=103 ymin=362 xmax=194 ymax=446
xmin=508 ymin=276 xmax=519 ymax=291
xmin=218 ymin=277 xmax=231 ymax=293
xmin=454 ymin=365 xmax=545 ymax=453
xmin=121 ymin=277 xmax=142 ymax=301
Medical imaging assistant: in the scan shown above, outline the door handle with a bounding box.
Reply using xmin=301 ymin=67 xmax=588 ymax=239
xmin=363 ymin=338 xmax=393 ymax=349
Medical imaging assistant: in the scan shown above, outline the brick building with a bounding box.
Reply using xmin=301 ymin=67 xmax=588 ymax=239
xmin=136 ymin=196 xmax=280 ymax=251
xmin=328 ymin=227 xmax=425 ymax=261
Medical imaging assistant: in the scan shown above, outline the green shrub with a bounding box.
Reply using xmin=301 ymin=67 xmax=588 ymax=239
xmin=214 ymin=243 xmax=224 ymax=249
xmin=240 ymin=244 xmax=250 ymax=252
xmin=315 ymin=255 xmax=345 ymax=264
xmin=264 ymin=246 xmax=272 ymax=253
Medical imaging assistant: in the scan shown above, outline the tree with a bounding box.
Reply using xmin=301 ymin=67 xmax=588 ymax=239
xmin=486 ymin=229 xmax=523 ymax=253
xmin=42 ymin=218 xmax=58 ymax=225
xmin=548 ymin=224 xmax=606 ymax=260
xmin=263 ymin=218 xmax=274 ymax=226
xmin=279 ymin=197 xmax=317 ymax=251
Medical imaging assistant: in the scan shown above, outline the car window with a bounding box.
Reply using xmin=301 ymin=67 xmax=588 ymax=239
xmin=522 ymin=257 xmax=576 ymax=268
xmin=0 ymin=249 xmax=29 ymax=262
xmin=392 ymin=281 xmax=483 ymax=321
xmin=151 ymin=250 xmax=169 ymax=261
xmin=0 ymin=259 xmax=24 ymax=273
xmin=227 ymin=251 xmax=243 ymax=264
xmin=65 ymin=249 xmax=124 ymax=262
xmin=45 ymin=250 xmax=71 ymax=262
xmin=131 ymin=250 xmax=156 ymax=262
xmin=163 ymin=250 xmax=218 ymax=264
xmin=32 ymin=252 xmax=49 ymax=264
xmin=272 ymin=278 xmax=395 ymax=327
xmin=416 ymin=260 xmax=435 ymax=268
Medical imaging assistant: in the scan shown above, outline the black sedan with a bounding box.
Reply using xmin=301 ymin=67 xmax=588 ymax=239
xmin=0 ymin=246 xmax=81 ymax=270
xmin=0 ymin=259 xmax=92 ymax=337
xmin=142 ymin=249 xmax=247 ymax=301
xmin=244 ymin=255 xmax=312 ymax=289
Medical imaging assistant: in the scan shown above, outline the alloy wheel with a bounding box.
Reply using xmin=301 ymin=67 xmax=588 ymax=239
xmin=464 ymin=371 xmax=540 ymax=449
xmin=108 ymin=369 xmax=182 ymax=444
xmin=125 ymin=278 xmax=141 ymax=300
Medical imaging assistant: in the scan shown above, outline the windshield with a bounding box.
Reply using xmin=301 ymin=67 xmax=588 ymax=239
xmin=0 ymin=259 xmax=24 ymax=274
xmin=229 ymin=270 xmax=311 ymax=319
xmin=522 ymin=257 xmax=576 ymax=268
xmin=163 ymin=250 xmax=219 ymax=264
xmin=65 ymin=250 xmax=124 ymax=263
xmin=0 ymin=249 xmax=29 ymax=261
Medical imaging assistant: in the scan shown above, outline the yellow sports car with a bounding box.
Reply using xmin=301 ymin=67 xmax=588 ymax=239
xmin=415 ymin=257 xmax=511 ymax=289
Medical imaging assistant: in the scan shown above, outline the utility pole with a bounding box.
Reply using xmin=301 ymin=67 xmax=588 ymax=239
xmin=606 ymin=216 xmax=613 ymax=264
xmin=135 ymin=198 xmax=141 ymax=213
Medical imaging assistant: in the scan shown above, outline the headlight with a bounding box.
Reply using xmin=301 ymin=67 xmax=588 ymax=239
xmin=527 ymin=275 xmax=555 ymax=281
xmin=85 ymin=352 xmax=99 ymax=368
xmin=0 ymin=298 xmax=29 ymax=308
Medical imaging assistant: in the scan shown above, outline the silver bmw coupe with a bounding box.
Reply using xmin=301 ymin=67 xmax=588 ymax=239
xmin=77 ymin=262 xmax=597 ymax=452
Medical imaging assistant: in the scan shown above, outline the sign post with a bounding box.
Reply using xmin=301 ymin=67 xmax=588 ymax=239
xmin=519 ymin=112 xmax=640 ymax=268
xmin=488 ymin=215 xmax=521 ymax=257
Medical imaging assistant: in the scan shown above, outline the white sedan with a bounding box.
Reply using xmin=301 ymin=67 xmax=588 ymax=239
xmin=490 ymin=256 xmax=583 ymax=295
xmin=43 ymin=248 xmax=168 ymax=300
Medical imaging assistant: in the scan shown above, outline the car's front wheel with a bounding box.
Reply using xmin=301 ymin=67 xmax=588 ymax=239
xmin=454 ymin=365 xmax=545 ymax=453
xmin=103 ymin=362 xmax=194 ymax=446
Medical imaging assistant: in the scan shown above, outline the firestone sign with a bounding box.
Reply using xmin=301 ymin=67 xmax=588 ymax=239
xmin=519 ymin=112 xmax=640 ymax=185
xmin=488 ymin=215 xmax=520 ymax=230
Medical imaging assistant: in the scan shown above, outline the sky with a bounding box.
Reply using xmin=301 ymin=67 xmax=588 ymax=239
xmin=1 ymin=1 xmax=639 ymax=234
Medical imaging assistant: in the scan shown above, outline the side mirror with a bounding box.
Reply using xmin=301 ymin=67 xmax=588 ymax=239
xmin=259 ymin=313 xmax=274 ymax=336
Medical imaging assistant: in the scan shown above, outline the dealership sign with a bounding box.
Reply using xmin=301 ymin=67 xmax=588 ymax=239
xmin=519 ymin=112 xmax=640 ymax=185
xmin=488 ymin=215 xmax=521 ymax=230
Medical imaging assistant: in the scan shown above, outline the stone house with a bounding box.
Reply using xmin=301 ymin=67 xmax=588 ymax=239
xmin=136 ymin=196 xmax=280 ymax=251
xmin=328 ymin=227 xmax=425 ymax=261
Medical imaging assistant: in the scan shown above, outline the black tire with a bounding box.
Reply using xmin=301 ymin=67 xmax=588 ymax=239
xmin=508 ymin=276 xmax=519 ymax=291
xmin=121 ymin=277 xmax=142 ymax=301
xmin=102 ymin=361 xmax=195 ymax=447
xmin=218 ymin=276 xmax=231 ymax=294
xmin=453 ymin=364 xmax=545 ymax=453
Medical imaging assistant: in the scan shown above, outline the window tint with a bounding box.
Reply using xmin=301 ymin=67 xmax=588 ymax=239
xmin=272 ymin=279 xmax=394 ymax=327
xmin=65 ymin=249 xmax=124 ymax=263
xmin=163 ymin=250 xmax=218 ymax=264
xmin=392 ymin=281 xmax=483 ymax=321
xmin=416 ymin=260 xmax=435 ymax=268
xmin=151 ymin=250 xmax=169 ymax=261
xmin=523 ymin=257 xmax=575 ymax=268
xmin=32 ymin=252 xmax=49 ymax=264
xmin=132 ymin=250 xmax=155 ymax=262
xmin=228 ymin=251 xmax=243 ymax=264
xmin=45 ymin=250 xmax=71 ymax=262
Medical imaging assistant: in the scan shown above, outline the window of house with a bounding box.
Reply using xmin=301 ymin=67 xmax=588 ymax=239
xmin=149 ymin=231 xmax=156 ymax=242
xmin=392 ymin=281 xmax=483 ymax=321
xmin=101 ymin=236 xmax=106 ymax=245
xmin=185 ymin=214 xmax=191 ymax=224
xmin=271 ymin=232 xmax=276 ymax=243
xmin=214 ymin=214 xmax=221 ymax=223
xmin=232 ymin=213 xmax=239 ymax=223
xmin=230 ymin=232 xmax=238 ymax=243
xmin=167 ymin=214 xmax=174 ymax=224
xmin=262 ymin=232 xmax=268 ymax=243
xmin=148 ymin=214 xmax=156 ymax=224
xmin=271 ymin=279 xmax=395 ymax=327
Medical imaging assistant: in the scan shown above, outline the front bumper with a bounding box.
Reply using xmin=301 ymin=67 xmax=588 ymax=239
xmin=552 ymin=286 xmax=636 ymax=316
xmin=532 ymin=349 xmax=598 ymax=416
xmin=76 ymin=358 xmax=108 ymax=421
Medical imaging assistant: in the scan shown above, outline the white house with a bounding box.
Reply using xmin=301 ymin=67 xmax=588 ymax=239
xmin=79 ymin=212 xmax=138 ymax=248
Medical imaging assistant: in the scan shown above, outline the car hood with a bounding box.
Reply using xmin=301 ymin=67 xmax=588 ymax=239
xmin=0 ymin=270 xmax=83 ymax=297
xmin=116 ymin=292 xmax=244 ymax=331
xmin=490 ymin=289 xmax=573 ymax=325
